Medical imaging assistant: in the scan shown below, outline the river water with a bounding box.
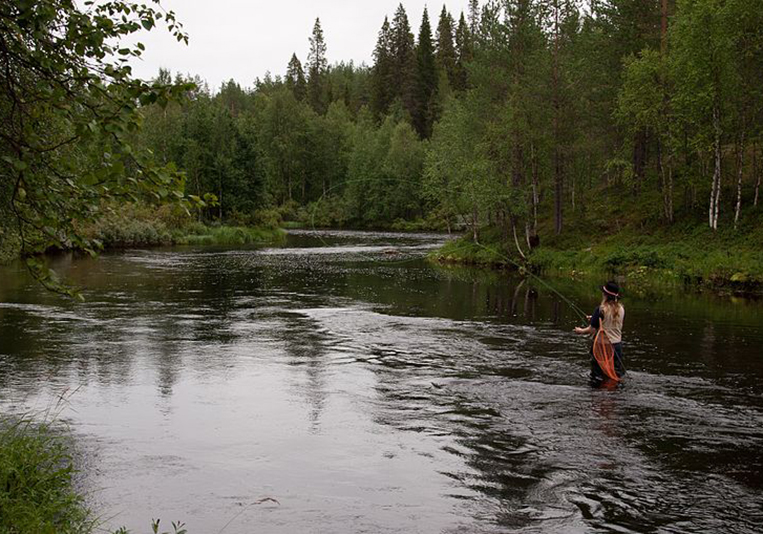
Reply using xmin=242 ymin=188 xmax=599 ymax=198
xmin=1 ymin=230 xmax=762 ymax=533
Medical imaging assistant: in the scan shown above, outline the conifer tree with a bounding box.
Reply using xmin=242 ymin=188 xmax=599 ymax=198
xmin=453 ymin=13 xmax=471 ymax=91
xmin=390 ymin=4 xmax=417 ymax=120
xmin=286 ymin=53 xmax=307 ymax=101
xmin=414 ymin=8 xmax=439 ymax=138
xmin=307 ymin=18 xmax=328 ymax=114
xmin=541 ymin=0 xmax=580 ymax=235
xmin=468 ymin=0 xmax=481 ymax=35
xmin=436 ymin=6 xmax=457 ymax=88
xmin=594 ymin=0 xmax=663 ymax=192
xmin=371 ymin=17 xmax=395 ymax=119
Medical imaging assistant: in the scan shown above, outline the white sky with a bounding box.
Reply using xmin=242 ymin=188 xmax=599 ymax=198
xmin=128 ymin=0 xmax=471 ymax=92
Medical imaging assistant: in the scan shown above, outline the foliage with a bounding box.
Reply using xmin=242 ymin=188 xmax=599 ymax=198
xmin=0 ymin=0 xmax=208 ymax=295
xmin=4 ymin=0 xmax=763 ymax=292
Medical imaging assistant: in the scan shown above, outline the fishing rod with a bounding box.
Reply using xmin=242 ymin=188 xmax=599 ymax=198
xmin=305 ymin=178 xmax=591 ymax=324
xmin=464 ymin=239 xmax=590 ymax=322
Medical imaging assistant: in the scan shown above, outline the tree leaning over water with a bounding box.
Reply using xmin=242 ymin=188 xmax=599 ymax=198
xmin=0 ymin=0 xmax=203 ymax=291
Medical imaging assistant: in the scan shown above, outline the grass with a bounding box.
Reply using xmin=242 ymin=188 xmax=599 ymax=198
xmin=430 ymin=216 xmax=763 ymax=293
xmin=0 ymin=415 xmax=190 ymax=534
xmin=176 ymin=224 xmax=285 ymax=246
xmin=81 ymin=204 xmax=286 ymax=251
xmin=431 ymin=227 xmax=514 ymax=267
xmin=0 ymin=416 xmax=92 ymax=534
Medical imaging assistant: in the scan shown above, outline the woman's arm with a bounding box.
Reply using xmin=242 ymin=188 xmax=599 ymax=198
xmin=574 ymin=307 xmax=600 ymax=335
xmin=574 ymin=325 xmax=595 ymax=335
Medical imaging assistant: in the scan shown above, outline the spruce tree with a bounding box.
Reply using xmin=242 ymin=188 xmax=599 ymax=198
xmin=453 ymin=13 xmax=471 ymax=91
xmin=390 ymin=4 xmax=417 ymax=120
xmin=371 ymin=17 xmax=394 ymax=119
xmin=468 ymin=0 xmax=481 ymax=35
xmin=307 ymin=18 xmax=328 ymax=114
xmin=594 ymin=0 xmax=663 ymax=193
xmin=286 ymin=53 xmax=307 ymax=101
xmin=436 ymin=6 xmax=457 ymax=88
xmin=414 ymin=8 xmax=438 ymax=138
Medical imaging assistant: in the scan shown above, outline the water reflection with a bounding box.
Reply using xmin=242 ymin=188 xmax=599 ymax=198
xmin=0 ymin=230 xmax=762 ymax=533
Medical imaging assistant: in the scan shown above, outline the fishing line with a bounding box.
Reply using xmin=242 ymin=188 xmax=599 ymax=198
xmin=302 ymin=177 xmax=591 ymax=323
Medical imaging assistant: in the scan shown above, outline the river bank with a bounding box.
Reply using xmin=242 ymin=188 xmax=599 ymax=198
xmin=0 ymin=203 xmax=285 ymax=265
xmin=430 ymin=223 xmax=763 ymax=294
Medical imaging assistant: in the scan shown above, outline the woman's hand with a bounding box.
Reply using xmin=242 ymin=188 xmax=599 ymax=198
xmin=574 ymin=326 xmax=590 ymax=335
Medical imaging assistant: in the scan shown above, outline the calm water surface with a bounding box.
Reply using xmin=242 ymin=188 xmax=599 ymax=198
xmin=1 ymin=230 xmax=762 ymax=533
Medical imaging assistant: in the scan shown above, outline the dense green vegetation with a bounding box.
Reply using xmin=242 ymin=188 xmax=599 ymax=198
xmin=124 ymin=0 xmax=762 ymax=286
xmin=0 ymin=0 xmax=214 ymax=293
xmin=433 ymin=215 xmax=763 ymax=291
xmin=3 ymin=1 xmax=763 ymax=289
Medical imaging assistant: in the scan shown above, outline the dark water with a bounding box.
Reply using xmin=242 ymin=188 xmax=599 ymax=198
xmin=1 ymin=230 xmax=762 ymax=533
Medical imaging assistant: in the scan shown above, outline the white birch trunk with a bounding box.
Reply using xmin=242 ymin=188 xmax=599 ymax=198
xmin=668 ymin=167 xmax=674 ymax=223
xmin=511 ymin=217 xmax=526 ymax=260
xmin=710 ymin=105 xmax=722 ymax=230
xmin=531 ymin=142 xmax=539 ymax=235
xmin=734 ymin=133 xmax=745 ymax=229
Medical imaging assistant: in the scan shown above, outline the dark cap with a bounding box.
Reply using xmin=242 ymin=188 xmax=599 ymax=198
xmin=602 ymin=281 xmax=621 ymax=298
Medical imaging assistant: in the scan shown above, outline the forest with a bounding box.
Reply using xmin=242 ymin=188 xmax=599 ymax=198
xmin=133 ymin=0 xmax=763 ymax=236
xmin=2 ymin=0 xmax=763 ymax=286
xmin=2 ymin=3 xmax=763 ymax=532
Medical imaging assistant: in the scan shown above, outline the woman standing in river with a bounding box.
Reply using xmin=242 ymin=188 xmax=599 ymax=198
xmin=574 ymin=281 xmax=626 ymax=382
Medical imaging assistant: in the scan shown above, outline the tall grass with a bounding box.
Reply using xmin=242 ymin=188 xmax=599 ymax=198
xmin=177 ymin=224 xmax=285 ymax=246
xmin=81 ymin=203 xmax=286 ymax=250
xmin=0 ymin=416 xmax=92 ymax=534
xmin=0 ymin=415 xmax=190 ymax=534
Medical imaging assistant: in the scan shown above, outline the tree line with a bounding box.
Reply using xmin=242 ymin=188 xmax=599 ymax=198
xmin=3 ymin=0 xmax=763 ymax=274
xmin=134 ymin=0 xmax=763 ymax=246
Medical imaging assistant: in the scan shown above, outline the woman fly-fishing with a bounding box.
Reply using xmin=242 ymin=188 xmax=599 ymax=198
xmin=573 ymin=281 xmax=626 ymax=383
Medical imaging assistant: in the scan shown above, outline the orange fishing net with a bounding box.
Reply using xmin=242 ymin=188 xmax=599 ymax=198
xmin=593 ymin=328 xmax=620 ymax=382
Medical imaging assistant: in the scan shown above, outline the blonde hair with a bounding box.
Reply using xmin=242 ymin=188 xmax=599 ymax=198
xmin=600 ymin=296 xmax=622 ymax=320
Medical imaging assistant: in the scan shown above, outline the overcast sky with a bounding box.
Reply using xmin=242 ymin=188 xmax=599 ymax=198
xmin=129 ymin=0 xmax=471 ymax=91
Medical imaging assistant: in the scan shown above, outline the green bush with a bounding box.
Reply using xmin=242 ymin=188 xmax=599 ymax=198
xmin=296 ymin=198 xmax=349 ymax=228
xmin=251 ymin=208 xmax=283 ymax=230
xmin=602 ymin=246 xmax=668 ymax=270
xmin=92 ymin=218 xmax=173 ymax=248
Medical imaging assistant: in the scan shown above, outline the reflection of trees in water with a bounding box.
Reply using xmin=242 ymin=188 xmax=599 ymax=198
xmin=280 ymin=312 xmax=329 ymax=433
xmin=484 ymin=281 xmax=543 ymax=324
xmin=152 ymin=320 xmax=184 ymax=400
xmin=0 ymin=304 xmax=137 ymax=395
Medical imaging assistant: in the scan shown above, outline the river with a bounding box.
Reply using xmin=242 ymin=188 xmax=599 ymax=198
xmin=1 ymin=230 xmax=762 ymax=533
